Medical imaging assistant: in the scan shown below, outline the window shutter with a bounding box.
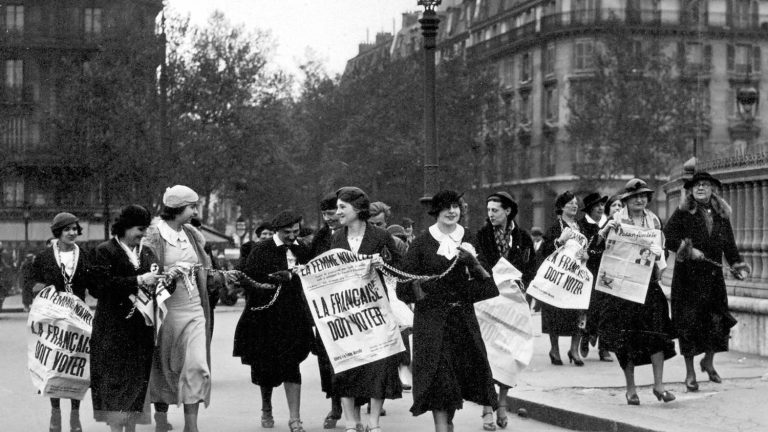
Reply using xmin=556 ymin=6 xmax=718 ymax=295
xmin=726 ymin=0 xmax=733 ymax=27
xmin=753 ymin=46 xmax=761 ymax=72
xmin=704 ymin=45 xmax=713 ymax=71
xmin=727 ymin=44 xmax=734 ymax=71
xmin=677 ymin=41 xmax=685 ymax=69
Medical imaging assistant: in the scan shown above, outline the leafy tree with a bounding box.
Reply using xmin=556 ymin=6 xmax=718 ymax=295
xmin=566 ymin=22 xmax=707 ymax=192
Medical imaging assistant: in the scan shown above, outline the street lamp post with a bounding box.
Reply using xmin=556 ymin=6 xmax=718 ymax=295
xmin=23 ymin=203 xmax=30 ymax=250
xmin=418 ymin=0 xmax=441 ymax=206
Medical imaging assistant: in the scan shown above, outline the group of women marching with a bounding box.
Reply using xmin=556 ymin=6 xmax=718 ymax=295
xmin=28 ymin=169 xmax=749 ymax=432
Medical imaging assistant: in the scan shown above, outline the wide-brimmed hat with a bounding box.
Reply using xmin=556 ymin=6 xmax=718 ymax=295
xmin=684 ymin=171 xmax=722 ymax=190
xmin=487 ymin=191 xmax=518 ymax=219
xmin=428 ymin=190 xmax=464 ymax=217
xmin=581 ymin=192 xmax=608 ymax=212
xmin=271 ymin=209 xmax=303 ymax=230
xmin=621 ymin=178 xmax=654 ymax=201
xmin=51 ymin=212 xmax=79 ymax=231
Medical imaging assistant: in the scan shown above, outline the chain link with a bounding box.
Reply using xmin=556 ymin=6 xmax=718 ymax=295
xmin=224 ymin=269 xmax=283 ymax=311
xmin=377 ymin=257 xmax=459 ymax=283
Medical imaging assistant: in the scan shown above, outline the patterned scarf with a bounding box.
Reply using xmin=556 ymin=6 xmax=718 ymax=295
xmin=494 ymin=225 xmax=511 ymax=257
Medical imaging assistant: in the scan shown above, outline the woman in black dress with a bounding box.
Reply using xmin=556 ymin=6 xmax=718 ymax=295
xmin=30 ymin=213 xmax=95 ymax=432
xmin=91 ymin=205 xmax=161 ymax=432
xmin=540 ymin=191 xmax=585 ymax=366
xmin=396 ymin=190 xmax=498 ymax=432
xmin=664 ymin=172 xmax=749 ymax=391
xmin=331 ymin=187 xmax=402 ymax=432
xmin=596 ymin=179 xmax=676 ymax=405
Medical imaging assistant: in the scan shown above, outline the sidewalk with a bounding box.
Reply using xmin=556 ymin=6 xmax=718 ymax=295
xmin=506 ymin=332 xmax=768 ymax=432
xmin=0 ymin=293 xmax=247 ymax=314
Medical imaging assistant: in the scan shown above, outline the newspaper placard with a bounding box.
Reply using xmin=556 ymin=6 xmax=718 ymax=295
xmin=475 ymin=258 xmax=534 ymax=387
xmin=27 ymin=286 xmax=93 ymax=400
xmin=527 ymin=233 xmax=593 ymax=309
xmin=595 ymin=223 xmax=663 ymax=304
xmin=297 ymin=249 xmax=405 ymax=373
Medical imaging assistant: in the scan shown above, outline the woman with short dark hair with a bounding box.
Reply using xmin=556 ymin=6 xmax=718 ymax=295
xmin=539 ymin=191 xmax=585 ymax=366
xmin=396 ymin=190 xmax=498 ymax=432
xmin=30 ymin=212 xmax=94 ymax=432
xmin=331 ymin=186 xmax=403 ymax=432
xmin=90 ymin=205 xmax=161 ymax=432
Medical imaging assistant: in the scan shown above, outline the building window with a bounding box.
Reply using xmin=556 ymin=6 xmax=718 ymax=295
xmin=85 ymin=8 xmax=102 ymax=36
xmin=544 ymin=85 xmax=558 ymax=122
xmin=2 ymin=178 xmax=24 ymax=207
xmin=4 ymin=59 xmax=23 ymax=101
xmin=543 ymin=42 xmax=556 ymax=76
xmin=520 ymin=52 xmax=532 ymax=83
xmin=727 ymin=44 xmax=761 ymax=74
xmin=519 ymin=91 xmax=532 ymax=124
xmin=573 ymin=40 xmax=595 ymax=71
xmin=4 ymin=5 xmax=24 ymax=32
xmin=682 ymin=0 xmax=708 ymax=25
xmin=682 ymin=42 xmax=711 ymax=72
xmin=499 ymin=57 xmax=514 ymax=87
xmin=572 ymin=0 xmax=597 ymax=24
xmin=729 ymin=0 xmax=758 ymax=29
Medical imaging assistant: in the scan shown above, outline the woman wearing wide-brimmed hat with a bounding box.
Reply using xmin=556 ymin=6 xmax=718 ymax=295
xmin=396 ymin=190 xmax=498 ymax=432
xmin=596 ymin=179 xmax=676 ymax=405
xmin=664 ymin=172 xmax=749 ymax=392
xmin=539 ymin=191 xmax=586 ymax=367
xmin=90 ymin=205 xmax=161 ymax=432
xmin=30 ymin=212 xmax=95 ymax=432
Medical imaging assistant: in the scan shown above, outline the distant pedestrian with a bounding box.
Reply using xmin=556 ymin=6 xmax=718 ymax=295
xmin=540 ymin=191 xmax=585 ymax=366
xmin=664 ymin=172 xmax=749 ymax=392
xmin=369 ymin=201 xmax=408 ymax=257
xmin=234 ymin=209 xmax=314 ymax=432
xmin=332 ymin=186 xmax=403 ymax=432
xmin=401 ymin=217 xmax=415 ymax=245
xmin=597 ymin=179 xmax=676 ymax=405
xmin=31 ymin=212 xmax=96 ymax=432
xmin=145 ymin=185 xmax=213 ymax=432
xmin=577 ymin=192 xmax=611 ymax=362
xmin=238 ymin=223 xmax=274 ymax=270
xmin=396 ymin=190 xmax=499 ymax=432
xmin=19 ymin=253 xmax=36 ymax=311
xmin=90 ymin=205 xmax=160 ymax=432
xmin=474 ymin=191 xmax=535 ymax=430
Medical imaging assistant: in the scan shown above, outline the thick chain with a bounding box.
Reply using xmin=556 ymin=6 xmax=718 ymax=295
xmin=224 ymin=269 xmax=282 ymax=311
xmin=378 ymin=257 xmax=459 ymax=283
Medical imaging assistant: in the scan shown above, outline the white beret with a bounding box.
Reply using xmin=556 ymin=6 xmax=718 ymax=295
xmin=163 ymin=185 xmax=199 ymax=208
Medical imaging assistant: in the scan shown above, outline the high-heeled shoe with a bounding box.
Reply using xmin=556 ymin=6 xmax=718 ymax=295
xmin=625 ymin=393 xmax=640 ymax=406
xmin=261 ymin=409 xmax=275 ymax=428
xmin=496 ymin=404 xmax=508 ymax=429
xmin=482 ymin=408 xmax=497 ymax=431
xmin=288 ymin=419 xmax=306 ymax=432
xmin=653 ymin=389 xmax=676 ymax=403
xmin=685 ymin=377 xmax=699 ymax=392
xmin=700 ymin=360 xmax=722 ymax=383
xmin=567 ymin=350 xmax=584 ymax=366
xmin=549 ymin=351 xmax=563 ymax=366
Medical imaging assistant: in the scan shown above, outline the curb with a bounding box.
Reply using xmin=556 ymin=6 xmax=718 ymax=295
xmin=506 ymin=395 xmax=660 ymax=432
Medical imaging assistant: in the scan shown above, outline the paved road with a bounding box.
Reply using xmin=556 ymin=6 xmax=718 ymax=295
xmin=0 ymin=307 xmax=570 ymax=432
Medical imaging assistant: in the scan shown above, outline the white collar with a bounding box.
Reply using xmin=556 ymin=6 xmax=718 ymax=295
xmin=158 ymin=220 xmax=189 ymax=249
xmin=429 ymin=224 xmax=465 ymax=259
xmin=273 ymin=235 xmax=298 ymax=248
xmin=585 ymin=214 xmax=607 ymax=226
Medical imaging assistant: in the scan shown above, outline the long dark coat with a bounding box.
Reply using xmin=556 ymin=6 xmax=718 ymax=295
xmin=539 ymin=220 xmax=582 ymax=335
xmin=233 ymin=238 xmax=314 ymax=387
xmin=90 ymin=239 xmax=158 ymax=420
xmin=31 ymin=245 xmax=94 ymax=301
xmin=474 ymin=221 xmax=536 ymax=287
xmin=396 ymin=229 xmax=498 ymax=416
xmin=664 ymin=197 xmax=741 ymax=357
xmin=579 ymin=216 xmax=605 ymax=340
xmin=330 ymin=225 xmax=403 ymax=400
xmin=308 ymin=224 xmax=337 ymax=397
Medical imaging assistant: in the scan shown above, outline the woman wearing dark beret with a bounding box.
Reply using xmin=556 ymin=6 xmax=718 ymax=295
xmin=30 ymin=212 xmax=96 ymax=432
xmin=539 ymin=191 xmax=585 ymax=367
xmin=664 ymin=172 xmax=749 ymax=391
xmin=90 ymin=205 xmax=161 ymax=432
xmin=397 ymin=190 xmax=498 ymax=432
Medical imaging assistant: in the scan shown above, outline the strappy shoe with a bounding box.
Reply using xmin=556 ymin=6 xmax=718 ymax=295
xmin=482 ymin=408 xmax=497 ymax=431
xmin=653 ymin=389 xmax=676 ymax=403
xmin=154 ymin=412 xmax=173 ymax=431
xmin=700 ymin=359 xmax=722 ymax=383
xmin=496 ymin=404 xmax=508 ymax=429
xmin=626 ymin=392 xmax=640 ymax=406
xmin=323 ymin=410 xmax=341 ymax=429
xmin=685 ymin=377 xmax=699 ymax=392
xmin=288 ymin=419 xmax=305 ymax=432
xmin=261 ymin=409 xmax=275 ymax=428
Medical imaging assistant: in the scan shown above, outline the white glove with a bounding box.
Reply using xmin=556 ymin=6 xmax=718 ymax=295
xmin=649 ymin=244 xmax=663 ymax=257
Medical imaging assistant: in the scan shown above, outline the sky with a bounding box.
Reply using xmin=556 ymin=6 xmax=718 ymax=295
xmin=166 ymin=0 xmax=421 ymax=77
